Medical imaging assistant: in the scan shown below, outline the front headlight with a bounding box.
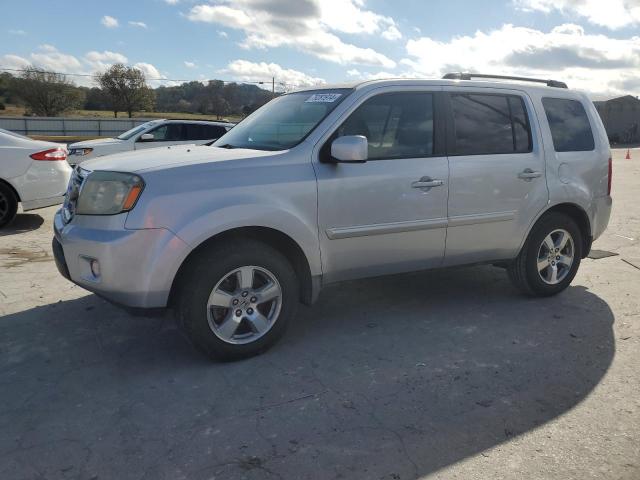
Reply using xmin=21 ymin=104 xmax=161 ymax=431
xmin=76 ymin=171 xmax=144 ymax=215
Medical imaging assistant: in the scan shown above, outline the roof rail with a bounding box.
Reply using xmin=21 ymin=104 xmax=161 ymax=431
xmin=443 ymin=72 xmax=568 ymax=89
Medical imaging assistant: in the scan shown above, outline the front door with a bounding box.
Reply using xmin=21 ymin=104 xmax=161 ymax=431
xmin=442 ymin=88 xmax=549 ymax=265
xmin=314 ymin=89 xmax=449 ymax=283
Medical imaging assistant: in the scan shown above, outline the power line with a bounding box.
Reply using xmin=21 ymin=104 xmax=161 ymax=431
xmin=0 ymin=66 xmax=290 ymax=89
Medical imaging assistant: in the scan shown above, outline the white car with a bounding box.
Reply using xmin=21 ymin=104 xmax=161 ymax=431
xmin=67 ymin=119 xmax=234 ymax=165
xmin=0 ymin=128 xmax=72 ymax=227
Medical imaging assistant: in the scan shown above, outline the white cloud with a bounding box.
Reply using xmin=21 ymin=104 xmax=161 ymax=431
xmin=84 ymin=50 xmax=128 ymax=71
xmin=381 ymin=25 xmax=402 ymax=41
xmin=187 ymin=0 xmax=398 ymax=68
xmin=133 ymin=62 xmax=178 ymax=87
xmin=515 ymin=0 xmax=640 ymax=29
xmin=101 ymin=15 xmax=119 ymax=28
xmin=8 ymin=29 xmax=26 ymax=35
xmin=128 ymin=21 xmax=148 ymax=29
xmin=221 ymin=59 xmax=325 ymax=90
xmin=346 ymin=68 xmax=361 ymax=77
xmin=217 ymin=30 xmax=229 ymax=38
xmin=1 ymin=46 xmax=166 ymax=88
xmin=164 ymin=0 xmax=179 ymax=4
xmin=402 ymin=23 xmax=640 ymax=97
xmin=184 ymin=61 xmax=197 ymax=68
xmin=30 ymin=44 xmax=83 ymax=73
xmin=1 ymin=54 xmax=31 ymax=71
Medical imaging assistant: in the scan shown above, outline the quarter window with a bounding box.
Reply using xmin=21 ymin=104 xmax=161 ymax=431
xmin=450 ymin=93 xmax=532 ymax=155
xmin=542 ymin=98 xmax=595 ymax=152
xmin=336 ymin=92 xmax=434 ymax=160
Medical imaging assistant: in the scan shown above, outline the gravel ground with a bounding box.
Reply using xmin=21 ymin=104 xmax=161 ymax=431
xmin=0 ymin=149 xmax=638 ymax=480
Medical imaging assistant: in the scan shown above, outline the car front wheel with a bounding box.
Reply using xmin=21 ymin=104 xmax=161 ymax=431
xmin=175 ymin=239 xmax=299 ymax=361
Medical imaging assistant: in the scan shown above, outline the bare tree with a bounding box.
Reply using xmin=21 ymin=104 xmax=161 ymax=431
xmin=96 ymin=64 xmax=154 ymax=118
xmin=16 ymin=67 xmax=83 ymax=117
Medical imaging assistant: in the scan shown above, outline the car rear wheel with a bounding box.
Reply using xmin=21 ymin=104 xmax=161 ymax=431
xmin=0 ymin=183 xmax=18 ymax=228
xmin=508 ymin=212 xmax=582 ymax=296
xmin=175 ymin=239 xmax=299 ymax=361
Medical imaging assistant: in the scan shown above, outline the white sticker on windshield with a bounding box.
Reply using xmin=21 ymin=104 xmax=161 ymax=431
xmin=305 ymin=93 xmax=342 ymax=103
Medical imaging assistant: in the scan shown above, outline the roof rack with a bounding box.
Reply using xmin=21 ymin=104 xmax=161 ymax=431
xmin=443 ymin=73 xmax=568 ymax=89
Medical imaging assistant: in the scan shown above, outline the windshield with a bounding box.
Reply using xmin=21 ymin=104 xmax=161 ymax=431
xmin=213 ymin=89 xmax=352 ymax=151
xmin=116 ymin=121 xmax=158 ymax=140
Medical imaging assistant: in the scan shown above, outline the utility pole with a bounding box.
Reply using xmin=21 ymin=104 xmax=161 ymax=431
xmin=272 ymin=77 xmax=275 ymax=96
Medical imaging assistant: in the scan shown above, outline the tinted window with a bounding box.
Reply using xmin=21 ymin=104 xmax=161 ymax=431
xmin=542 ymin=98 xmax=594 ymax=152
xmin=337 ymin=92 xmax=434 ymax=160
xmin=451 ymin=94 xmax=532 ymax=155
xmin=147 ymin=124 xmax=184 ymax=141
xmin=184 ymin=124 xmax=227 ymax=140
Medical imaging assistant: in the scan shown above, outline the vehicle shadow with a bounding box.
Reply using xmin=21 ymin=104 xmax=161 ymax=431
xmin=0 ymin=213 xmax=44 ymax=237
xmin=0 ymin=266 xmax=614 ymax=480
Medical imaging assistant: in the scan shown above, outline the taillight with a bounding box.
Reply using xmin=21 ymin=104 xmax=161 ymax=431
xmin=607 ymin=157 xmax=612 ymax=196
xmin=30 ymin=147 xmax=67 ymax=161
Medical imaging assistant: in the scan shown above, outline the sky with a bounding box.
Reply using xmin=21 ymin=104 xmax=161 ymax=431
xmin=2 ymin=0 xmax=639 ymax=99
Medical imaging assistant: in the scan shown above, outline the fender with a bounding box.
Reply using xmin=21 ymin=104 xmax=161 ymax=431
xmin=173 ymin=202 xmax=322 ymax=277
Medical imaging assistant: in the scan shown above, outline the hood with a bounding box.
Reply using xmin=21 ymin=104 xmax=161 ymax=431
xmin=69 ymin=137 xmax=123 ymax=148
xmin=81 ymin=144 xmax=281 ymax=173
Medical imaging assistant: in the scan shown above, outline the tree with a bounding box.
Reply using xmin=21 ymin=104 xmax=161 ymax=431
xmin=96 ymin=64 xmax=154 ymax=118
xmin=15 ymin=67 xmax=83 ymax=117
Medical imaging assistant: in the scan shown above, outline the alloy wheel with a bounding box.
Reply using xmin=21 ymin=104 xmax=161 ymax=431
xmin=536 ymin=228 xmax=574 ymax=285
xmin=206 ymin=266 xmax=283 ymax=345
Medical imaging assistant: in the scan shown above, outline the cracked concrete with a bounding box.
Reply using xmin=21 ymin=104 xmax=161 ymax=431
xmin=0 ymin=148 xmax=639 ymax=479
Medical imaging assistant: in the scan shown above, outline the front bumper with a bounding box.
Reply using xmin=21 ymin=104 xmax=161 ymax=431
xmin=53 ymin=210 xmax=189 ymax=308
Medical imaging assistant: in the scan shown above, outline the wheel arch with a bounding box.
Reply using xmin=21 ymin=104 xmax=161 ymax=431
xmin=521 ymin=202 xmax=592 ymax=258
xmin=168 ymin=226 xmax=317 ymax=308
xmin=0 ymin=178 xmax=21 ymax=202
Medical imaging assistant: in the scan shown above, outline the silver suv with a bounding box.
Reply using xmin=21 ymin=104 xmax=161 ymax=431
xmin=52 ymin=74 xmax=612 ymax=361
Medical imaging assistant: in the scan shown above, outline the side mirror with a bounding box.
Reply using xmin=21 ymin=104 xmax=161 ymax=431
xmin=330 ymin=135 xmax=368 ymax=163
xmin=139 ymin=133 xmax=155 ymax=142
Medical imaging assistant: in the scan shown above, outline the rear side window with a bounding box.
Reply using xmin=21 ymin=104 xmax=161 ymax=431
xmin=184 ymin=124 xmax=228 ymax=140
xmin=450 ymin=93 xmax=532 ymax=155
xmin=336 ymin=92 xmax=434 ymax=160
xmin=542 ymin=98 xmax=594 ymax=152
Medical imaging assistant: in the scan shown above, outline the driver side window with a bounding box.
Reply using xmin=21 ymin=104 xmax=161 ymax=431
xmin=144 ymin=124 xmax=184 ymax=142
xmin=334 ymin=92 xmax=434 ymax=160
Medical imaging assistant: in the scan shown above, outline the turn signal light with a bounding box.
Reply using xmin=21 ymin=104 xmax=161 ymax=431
xmin=30 ymin=147 xmax=68 ymax=161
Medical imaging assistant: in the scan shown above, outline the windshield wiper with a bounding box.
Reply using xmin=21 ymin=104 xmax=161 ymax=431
xmin=216 ymin=143 xmax=237 ymax=149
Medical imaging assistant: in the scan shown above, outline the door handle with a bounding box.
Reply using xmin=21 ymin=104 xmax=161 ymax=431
xmin=518 ymin=168 xmax=542 ymax=181
xmin=412 ymin=177 xmax=444 ymax=189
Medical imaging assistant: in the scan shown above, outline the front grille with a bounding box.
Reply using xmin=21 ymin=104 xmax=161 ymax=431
xmin=62 ymin=166 xmax=89 ymax=223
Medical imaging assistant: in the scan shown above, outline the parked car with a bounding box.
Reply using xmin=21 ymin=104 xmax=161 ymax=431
xmin=52 ymin=74 xmax=612 ymax=361
xmin=67 ymin=119 xmax=234 ymax=165
xmin=0 ymin=128 xmax=72 ymax=228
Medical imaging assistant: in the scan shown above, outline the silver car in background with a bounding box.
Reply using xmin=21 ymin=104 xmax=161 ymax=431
xmin=52 ymin=74 xmax=612 ymax=361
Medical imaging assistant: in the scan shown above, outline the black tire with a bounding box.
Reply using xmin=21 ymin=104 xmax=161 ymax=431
xmin=0 ymin=182 xmax=18 ymax=229
xmin=508 ymin=212 xmax=582 ymax=297
xmin=175 ymin=239 xmax=299 ymax=361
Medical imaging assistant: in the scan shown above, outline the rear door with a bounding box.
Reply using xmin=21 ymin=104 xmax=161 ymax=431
xmin=443 ymin=88 xmax=548 ymax=265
